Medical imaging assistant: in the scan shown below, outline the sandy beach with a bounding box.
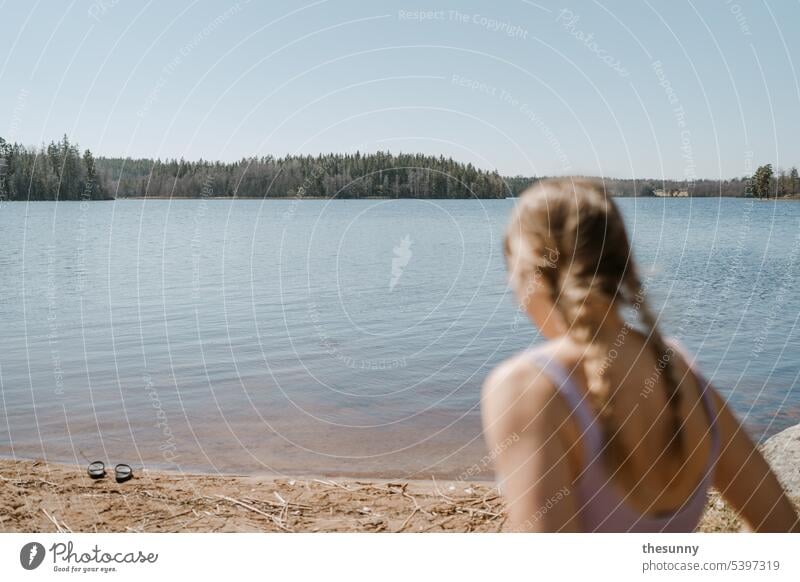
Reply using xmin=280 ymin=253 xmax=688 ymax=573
xmin=3 ymin=458 xmax=793 ymax=533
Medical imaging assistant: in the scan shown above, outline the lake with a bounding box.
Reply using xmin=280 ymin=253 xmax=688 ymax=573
xmin=0 ymin=197 xmax=798 ymax=479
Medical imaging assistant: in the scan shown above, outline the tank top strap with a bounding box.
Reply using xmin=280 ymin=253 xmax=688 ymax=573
xmin=526 ymin=348 xmax=604 ymax=457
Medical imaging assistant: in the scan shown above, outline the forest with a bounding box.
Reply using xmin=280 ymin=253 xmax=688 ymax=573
xmin=1 ymin=135 xmax=797 ymax=201
xmin=95 ymin=150 xmax=511 ymax=199
xmin=0 ymin=135 xmax=108 ymax=201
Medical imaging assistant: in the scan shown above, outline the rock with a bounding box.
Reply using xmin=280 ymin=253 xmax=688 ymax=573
xmin=762 ymin=424 xmax=800 ymax=497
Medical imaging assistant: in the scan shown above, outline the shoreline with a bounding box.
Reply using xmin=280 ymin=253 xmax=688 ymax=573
xmin=0 ymin=450 xmax=495 ymax=483
xmin=5 ymin=195 xmax=800 ymax=201
xmin=0 ymin=458 xmax=503 ymax=533
xmin=3 ymin=457 xmax=793 ymax=532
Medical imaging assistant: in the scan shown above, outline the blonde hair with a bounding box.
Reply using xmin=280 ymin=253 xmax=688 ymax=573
xmin=504 ymin=178 xmax=683 ymax=466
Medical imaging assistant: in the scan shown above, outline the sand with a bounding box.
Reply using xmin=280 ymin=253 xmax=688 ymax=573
xmin=4 ymin=458 xmax=795 ymax=532
xmin=0 ymin=459 xmax=504 ymax=533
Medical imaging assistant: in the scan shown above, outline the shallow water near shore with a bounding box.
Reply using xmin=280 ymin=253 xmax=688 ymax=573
xmin=1 ymin=197 xmax=798 ymax=478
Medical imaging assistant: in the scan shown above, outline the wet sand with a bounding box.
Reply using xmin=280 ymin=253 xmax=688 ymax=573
xmin=2 ymin=458 xmax=787 ymax=532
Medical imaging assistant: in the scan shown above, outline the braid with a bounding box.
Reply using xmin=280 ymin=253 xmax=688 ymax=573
xmin=553 ymin=274 xmax=622 ymax=464
xmin=624 ymin=271 xmax=684 ymax=453
xmin=555 ymin=275 xmax=605 ymax=342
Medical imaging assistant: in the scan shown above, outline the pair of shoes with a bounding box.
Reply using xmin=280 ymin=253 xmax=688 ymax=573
xmin=87 ymin=461 xmax=133 ymax=483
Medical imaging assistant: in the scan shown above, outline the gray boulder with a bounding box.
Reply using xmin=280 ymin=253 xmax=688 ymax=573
xmin=762 ymin=424 xmax=800 ymax=497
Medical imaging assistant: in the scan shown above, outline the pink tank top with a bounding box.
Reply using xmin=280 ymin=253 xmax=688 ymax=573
xmin=525 ymin=339 xmax=719 ymax=532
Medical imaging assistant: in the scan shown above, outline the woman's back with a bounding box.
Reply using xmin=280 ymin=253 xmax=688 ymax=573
xmin=524 ymin=332 xmax=717 ymax=529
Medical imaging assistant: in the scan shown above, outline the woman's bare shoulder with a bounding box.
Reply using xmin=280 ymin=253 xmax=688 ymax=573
xmin=481 ymin=346 xmax=572 ymax=433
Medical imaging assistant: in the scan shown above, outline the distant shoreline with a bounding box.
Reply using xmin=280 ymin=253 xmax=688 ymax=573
xmin=5 ymin=195 xmax=800 ymax=201
xmin=3 ymin=136 xmax=796 ymax=201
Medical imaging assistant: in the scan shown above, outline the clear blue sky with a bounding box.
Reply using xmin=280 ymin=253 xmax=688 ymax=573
xmin=1 ymin=0 xmax=798 ymax=179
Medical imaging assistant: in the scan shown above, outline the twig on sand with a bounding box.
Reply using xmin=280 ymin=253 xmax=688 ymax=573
xmin=312 ymin=478 xmax=353 ymax=492
xmin=213 ymin=494 xmax=292 ymax=532
xmin=401 ymin=489 xmax=434 ymax=518
xmin=274 ymin=492 xmax=290 ymax=525
xmin=431 ymin=476 xmax=455 ymax=502
xmin=242 ymin=495 xmax=311 ymax=510
xmin=0 ymin=475 xmax=58 ymax=487
xmin=395 ymin=508 xmax=419 ymax=533
xmin=421 ymin=515 xmax=455 ymax=532
xmin=0 ymin=475 xmax=27 ymax=487
xmin=150 ymin=509 xmax=195 ymax=525
xmin=41 ymin=508 xmax=62 ymax=532
xmin=464 ymin=507 xmax=503 ymax=519
xmin=495 ymin=515 xmax=507 ymax=532
xmin=41 ymin=508 xmax=71 ymax=533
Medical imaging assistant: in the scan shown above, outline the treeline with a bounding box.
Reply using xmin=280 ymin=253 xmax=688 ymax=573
xmin=507 ymin=175 xmax=795 ymax=197
xmin=2 ymin=135 xmax=798 ymax=200
xmin=96 ymin=151 xmax=511 ymax=199
xmin=603 ymin=177 xmax=752 ymax=197
xmin=0 ymin=136 xmax=109 ymax=201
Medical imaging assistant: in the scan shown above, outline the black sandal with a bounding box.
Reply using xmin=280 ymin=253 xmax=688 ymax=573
xmin=87 ymin=461 xmax=106 ymax=479
xmin=114 ymin=463 xmax=133 ymax=483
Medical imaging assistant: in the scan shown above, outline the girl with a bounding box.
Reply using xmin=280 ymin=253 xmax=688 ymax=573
xmin=482 ymin=178 xmax=799 ymax=532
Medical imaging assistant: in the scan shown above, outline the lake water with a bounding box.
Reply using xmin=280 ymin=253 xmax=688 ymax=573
xmin=1 ymin=198 xmax=798 ymax=479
